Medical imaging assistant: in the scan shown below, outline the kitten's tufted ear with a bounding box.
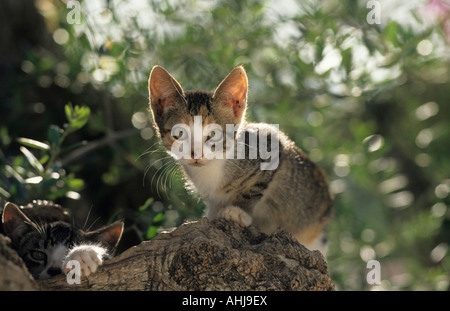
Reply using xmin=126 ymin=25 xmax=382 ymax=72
xmin=85 ymin=221 xmax=124 ymax=250
xmin=212 ymin=66 xmax=248 ymax=124
xmin=2 ymin=202 xmax=34 ymax=239
xmin=148 ymin=65 xmax=185 ymax=118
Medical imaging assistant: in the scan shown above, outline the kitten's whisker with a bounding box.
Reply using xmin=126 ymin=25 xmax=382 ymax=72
xmin=162 ymin=162 xmax=178 ymax=196
xmin=143 ymin=164 xmax=152 ymax=187
xmin=157 ymin=160 xmax=178 ymax=199
xmin=236 ymin=141 xmax=259 ymax=152
xmin=86 ymin=216 xmax=101 ymax=232
xmin=39 ymin=220 xmax=46 ymax=237
xmin=159 ymin=164 xmax=168 ymax=195
xmin=162 ymin=162 xmax=175 ymax=190
xmin=145 ymin=141 xmax=161 ymax=151
xmin=151 ymin=160 xmax=171 ymax=197
xmin=136 ymin=142 xmax=165 ymax=161
xmin=156 ymin=161 xmax=174 ymax=199
xmin=82 ymin=206 xmax=93 ymax=231
xmin=137 ymin=149 xmax=158 ymax=160
xmin=147 ymin=155 xmax=176 ymax=168
xmin=143 ymin=155 xmax=175 ymax=186
xmin=31 ymin=218 xmax=46 ymax=238
xmin=168 ymin=163 xmax=181 ymax=189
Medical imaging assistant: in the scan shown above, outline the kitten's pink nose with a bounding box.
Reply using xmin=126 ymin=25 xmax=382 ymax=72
xmin=191 ymin=151 xmax=202 ymax=159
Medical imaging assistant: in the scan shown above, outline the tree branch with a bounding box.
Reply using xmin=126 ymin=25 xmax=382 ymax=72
xmin=61 ymin=128 xmax=140 ymax=167
xmin=1 ymin=218 xmax=334 ymax=291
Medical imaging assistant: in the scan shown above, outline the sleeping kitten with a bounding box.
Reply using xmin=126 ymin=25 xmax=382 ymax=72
xmin=2 ymin=201 xmax=124 ymax=280
xmin=148 ymin=65 xmax=334 ymax=254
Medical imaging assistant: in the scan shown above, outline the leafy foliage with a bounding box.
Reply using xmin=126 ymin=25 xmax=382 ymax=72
xmin=0 ymin=104 xmax=89 ymax=203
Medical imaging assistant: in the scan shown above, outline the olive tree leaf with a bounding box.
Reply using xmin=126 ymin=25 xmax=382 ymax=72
xmin=20 ymin=146 xmax=44 ymax=173
xmin=17 ymin=138 xmax=50 ymax=151
xmin=65 ymin=104 xmax=91 ymax=131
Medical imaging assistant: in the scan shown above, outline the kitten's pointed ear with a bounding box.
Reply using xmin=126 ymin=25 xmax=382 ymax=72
xmin=148 ymin=65 xmax=185 ymax=118
xmin=2 ymin=202 xmax=33 ymax=237
xmin=87 ymin=221 xmax=124 ymax=250
xmin=212 ymin=66 xmax=248 ymax=124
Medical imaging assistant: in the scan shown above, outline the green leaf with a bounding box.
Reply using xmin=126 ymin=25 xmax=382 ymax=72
xmin=146 ymin=225 xmax=158 ymax=240
xmin=65 ymin=104 xmax=91 ymax=131
xmin=40 ymin=154 xmax=49 ymax=165
xmin=65 ymin=104 xmax=73 ymax=121
xmin=138 ymin=197 xmax=154 ymax=212
xmin=153 ymin=212 xmax=164 ymax=223
xmin=20 ymin=146 xmax=44 ymax=173
xmin=341 ymin=47 xmax=353 ymax=74
xmin=48 ymin=125 xmax=63 ymax=146
xmin=67 ymin=178 xmax=85 ymax=190
xmin=17 ymin=138 xmax=50 ymax=150
xmin=4 ymin=165 xmax=25 ymax=183
xmin=384 ymin=21 xmax=400 ymax=47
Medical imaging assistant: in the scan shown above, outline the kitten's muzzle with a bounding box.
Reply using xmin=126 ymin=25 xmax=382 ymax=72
xmin=189 ymin=151 xmax=206 ymax=166
xmin=191 ymin=150 xmax=202 ymax=159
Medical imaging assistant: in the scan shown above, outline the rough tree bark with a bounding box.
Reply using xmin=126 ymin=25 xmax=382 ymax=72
xmin=0 ymin=234 xmax=37 ymax=290
xmin=0 ymin=217 xmax=334 ymax=291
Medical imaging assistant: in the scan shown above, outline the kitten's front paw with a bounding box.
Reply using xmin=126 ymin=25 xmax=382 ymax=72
xmin=219 ymin=206 xmax=252 ymax=227
xmin=63 ymin=245 xmax=106 ymax=277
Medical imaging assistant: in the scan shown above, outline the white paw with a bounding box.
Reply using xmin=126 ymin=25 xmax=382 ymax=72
xmin=63 ymin=245 xmax=106 ymax=277
xmin=219 ymin=206 xmax=252 ymax=227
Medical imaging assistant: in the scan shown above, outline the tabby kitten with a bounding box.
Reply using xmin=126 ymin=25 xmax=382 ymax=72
xmin=148 ymin=65 xmax=334 ymax=254
xmin=2 ymin=201 xmax=124 ymax=280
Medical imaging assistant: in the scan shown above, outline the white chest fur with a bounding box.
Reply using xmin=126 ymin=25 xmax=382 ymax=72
xmin=182 ymin=159 xmax=226 ymax=199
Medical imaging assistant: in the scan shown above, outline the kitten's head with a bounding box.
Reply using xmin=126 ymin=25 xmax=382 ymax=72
xmin=148 ymin=65 xmax=248 ymax=167
xmin=2 ymin=202 xmax=124 ymax=279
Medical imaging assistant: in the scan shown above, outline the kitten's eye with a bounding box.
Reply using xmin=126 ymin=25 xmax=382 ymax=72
xmin=206 ymin=131 xmax=223 ymax=143
xmin=171 ymin=131 xmax=188 ymax=141
xmin=30 ymin=250 xmax=47 ymax=262
xmin=164 ymin=129 xmax=182 ymax=140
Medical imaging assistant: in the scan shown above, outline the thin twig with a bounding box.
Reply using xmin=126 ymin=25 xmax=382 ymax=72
xmin=61 ymin=128 xmax=140 ymax=167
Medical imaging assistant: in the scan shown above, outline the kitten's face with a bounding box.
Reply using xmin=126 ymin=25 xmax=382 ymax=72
xmin=2 ymin=202 xmax=124 ymax=280
xmin=149 ymin=66 xmax=248 ymax=168
xmin=14 ymin=221 xmax=75 ymax=279
xmin=159 ymin=91 xmax=229 ymax=168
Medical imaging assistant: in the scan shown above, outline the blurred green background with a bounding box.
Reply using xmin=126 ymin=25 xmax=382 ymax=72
xmin=1 ymin=0 xmax=449 ymax=290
